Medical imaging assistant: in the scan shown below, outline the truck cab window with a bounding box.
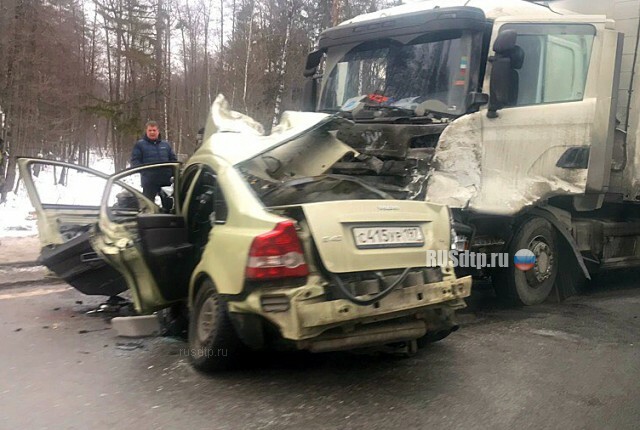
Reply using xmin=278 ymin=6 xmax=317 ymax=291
xmin=320 ymin=31 xmax=482 ymax=117
xmin=500 ymin=24 xmax=595 ymax=106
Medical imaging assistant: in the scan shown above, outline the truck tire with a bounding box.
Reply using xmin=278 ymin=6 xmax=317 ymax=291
xmin=188 ymin=279 xmax=242 ymax=372
xmin=493 ymin=217 xmax=558 ymax=306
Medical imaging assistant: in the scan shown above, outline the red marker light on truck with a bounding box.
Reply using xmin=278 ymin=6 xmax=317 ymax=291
xmin=245 ymin=221 xmax=309 ymax=280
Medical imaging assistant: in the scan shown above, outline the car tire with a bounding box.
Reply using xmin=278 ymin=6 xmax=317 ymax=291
xmin=188 ymin=279 xmax=242 ymax=372
xmin=158 ymin=303 xmax=189 ymax=339
xmin=493 ymin=217 xmax=558 ymax=306
xmin=416 ymin=328 xmax=454 ymax=348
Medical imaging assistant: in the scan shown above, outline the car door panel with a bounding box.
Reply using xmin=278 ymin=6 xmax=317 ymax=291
xmin=17 ymin=158 xmax=127 ymax=296
xmin=137 ymin=214 xmax=194 ymax=301
xmin=95 ymin=163 xmax=188 ymax=313
xmin=40 ymin=231 xmax=128 ymax=296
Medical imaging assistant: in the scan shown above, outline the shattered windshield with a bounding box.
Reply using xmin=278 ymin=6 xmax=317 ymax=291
xmin=320 ymin=31 xmax=480 ymax=117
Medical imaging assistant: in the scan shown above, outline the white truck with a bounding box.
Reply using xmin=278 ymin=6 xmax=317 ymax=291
xmin=301 ymin=0 xmax=640 ymax=305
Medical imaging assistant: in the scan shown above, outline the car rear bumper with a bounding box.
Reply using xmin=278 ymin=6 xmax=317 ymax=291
xmin=228 ymin=274 xmax=472 ymax=344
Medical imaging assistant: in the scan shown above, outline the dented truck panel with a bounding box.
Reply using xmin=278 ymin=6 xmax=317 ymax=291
xmin=425 ymin=14 xmax=620 ymax=216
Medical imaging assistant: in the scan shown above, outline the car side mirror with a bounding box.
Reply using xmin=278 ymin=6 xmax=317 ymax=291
xmin=487 ymin=30 xmax=519 ymax=119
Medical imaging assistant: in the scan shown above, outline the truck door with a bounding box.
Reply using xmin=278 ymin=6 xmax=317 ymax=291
xmin=479 ymin=21 xmax=621 ymax=213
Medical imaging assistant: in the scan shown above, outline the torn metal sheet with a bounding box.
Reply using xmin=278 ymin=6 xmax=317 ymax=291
xmin=202 ymin=94 xmax=339 ymax=166
xmin=425 ymin=114 xmax=482 ymax=209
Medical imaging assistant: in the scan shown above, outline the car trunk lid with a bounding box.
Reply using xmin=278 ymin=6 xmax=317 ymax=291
xmin=298 ymin=200 xmax=451 ymax=273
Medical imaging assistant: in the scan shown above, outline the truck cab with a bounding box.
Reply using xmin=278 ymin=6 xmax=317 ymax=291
xmin=303 ymin=0 xmax=635 ymax=305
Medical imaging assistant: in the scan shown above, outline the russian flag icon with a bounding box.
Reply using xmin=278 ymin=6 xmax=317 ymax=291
xmin=514 ymin=249 xmax=536 ymax=271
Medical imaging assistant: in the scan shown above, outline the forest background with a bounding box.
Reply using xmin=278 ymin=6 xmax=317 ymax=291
xmin=0 ymin=0 xmax=399 ymax=201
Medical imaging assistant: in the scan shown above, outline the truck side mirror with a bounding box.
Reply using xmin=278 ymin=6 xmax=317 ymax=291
xmin=487 ymin=57 xmax=513 ymax=118
xmin=492 ymin=30 xmax=517 ymax=54
xmin=302 ymin=49 xmax=326 ymax=112
xmin=466 ymin=92 xmax=489 ymax=112
xmin=487 ymin=30 xmax=519 ymax=118
xmin=303 ymin=49 xmax=325 ymax=78
xmin=302 ymin=78 xmax=318 ymax=112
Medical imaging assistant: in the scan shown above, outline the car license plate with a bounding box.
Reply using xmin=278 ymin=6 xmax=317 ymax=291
xmin=352 ymin=226 xmax=424 ymax=249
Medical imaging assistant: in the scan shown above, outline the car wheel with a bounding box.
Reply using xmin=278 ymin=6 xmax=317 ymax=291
xmin=188 ymin=279 xmax=242 ymax=372
xmin=493 ymin=217 xmax=558 ymax=306
xmin=416 ymin=328 xmax=454 ymax=348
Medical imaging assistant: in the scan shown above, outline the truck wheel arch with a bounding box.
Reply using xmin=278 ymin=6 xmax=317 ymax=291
xmin=492 ymin=207 xmax=591 ymax=305
xmin=524 ymin=207 xmax=591 ymax=282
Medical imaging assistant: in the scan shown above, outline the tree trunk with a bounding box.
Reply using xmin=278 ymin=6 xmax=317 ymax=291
xmin=243 ymin=0 xmax=255 ymax=113
xmin=272 ymin=4 xmax=294 ymax=126
xmin=154 ymin=0 xmax=165 ymax=124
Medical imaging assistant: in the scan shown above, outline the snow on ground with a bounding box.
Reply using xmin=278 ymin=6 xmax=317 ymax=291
xmin=0 ymin=157 xmax=115 ymax=238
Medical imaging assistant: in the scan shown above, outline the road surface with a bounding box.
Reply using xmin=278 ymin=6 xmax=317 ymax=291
xmin=1 ymin=275 xmax=639 ymax=429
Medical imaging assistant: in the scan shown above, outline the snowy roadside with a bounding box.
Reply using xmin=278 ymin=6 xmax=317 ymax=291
xmin=0 ymin=186 xmax=38 ymax=238
xmin=0 ymin=157 xmax=115 ymax=239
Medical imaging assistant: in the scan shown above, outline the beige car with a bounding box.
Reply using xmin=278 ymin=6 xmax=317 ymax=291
xmin=19 ymin=97 xmax=471 ymax=371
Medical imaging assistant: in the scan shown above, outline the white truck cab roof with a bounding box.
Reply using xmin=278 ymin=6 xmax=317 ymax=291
xmin=338 ymin=0 xmax=577 ymax=25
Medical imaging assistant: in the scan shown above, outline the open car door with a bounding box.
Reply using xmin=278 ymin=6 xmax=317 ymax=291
xmin=92 ymin=163 xmax=194 ymax=314
xmin=17 ymin=158 xmax=127 ymax=296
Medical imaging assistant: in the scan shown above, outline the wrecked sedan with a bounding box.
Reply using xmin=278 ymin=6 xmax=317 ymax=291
xmin=18 ymin=95 xmax=471 ymax=371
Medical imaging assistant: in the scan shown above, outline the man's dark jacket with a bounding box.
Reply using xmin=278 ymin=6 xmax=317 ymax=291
xmin=130 ymin=134 xmax=177 ymax=188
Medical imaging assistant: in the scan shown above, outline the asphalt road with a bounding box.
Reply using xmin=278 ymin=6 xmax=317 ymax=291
xmin=1 ymin=275 xmax=639 ymax=430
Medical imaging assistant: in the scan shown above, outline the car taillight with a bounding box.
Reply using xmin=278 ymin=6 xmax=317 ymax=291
xmin=245 ymin=221 xmax=309 ymax=280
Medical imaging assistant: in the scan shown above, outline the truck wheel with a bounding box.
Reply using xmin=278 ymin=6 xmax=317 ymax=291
xmin=493 ymin=217 xmax=558 ymax=306
xmin=188 ymin=279 xmax=242 ymax=372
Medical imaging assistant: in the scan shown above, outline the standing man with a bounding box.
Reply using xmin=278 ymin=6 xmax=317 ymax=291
xmin=131 ymin=120 xmax=177 ymax=203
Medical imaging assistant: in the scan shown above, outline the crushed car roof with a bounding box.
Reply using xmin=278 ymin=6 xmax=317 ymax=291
xmin=198 ymin=94 xmax=333 ymax=165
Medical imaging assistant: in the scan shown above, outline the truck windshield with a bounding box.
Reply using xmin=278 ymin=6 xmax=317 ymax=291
xmin=320 ymin=31 xmax=480 ymax=117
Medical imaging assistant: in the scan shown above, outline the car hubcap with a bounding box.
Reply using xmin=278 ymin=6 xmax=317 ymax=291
xmin=197 ymin=296 xmax=217 ymax=343
xmin=527 ymin=236 xmax=554 ymax=285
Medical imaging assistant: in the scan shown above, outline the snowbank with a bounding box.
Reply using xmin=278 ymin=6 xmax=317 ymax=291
xmin=0 ymin=157 xmax=115 ymax=238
